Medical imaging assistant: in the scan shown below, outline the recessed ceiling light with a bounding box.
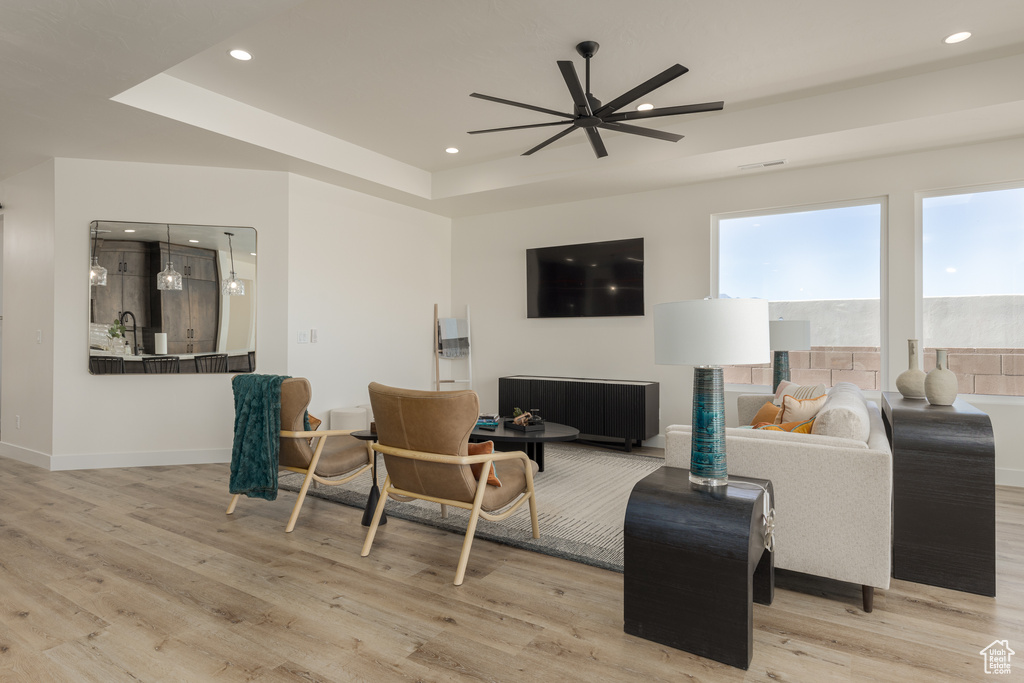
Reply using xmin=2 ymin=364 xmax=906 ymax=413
xmin=445 ymin=147 xmax=459 ymax=154
xmin=250 ymin=252 xmax=257 ymax=256
xmin=636 ymin=103 xmax=654 ymax=111
xmin=944 ymin=31 xmax=971 ymax=44
xmin=189 ymin=239 xmax=199 ymax=243
xmin=229 ymin=49 xmax=253 ymax=61
xmin=124 ymin=229 xmax=135 ymax=233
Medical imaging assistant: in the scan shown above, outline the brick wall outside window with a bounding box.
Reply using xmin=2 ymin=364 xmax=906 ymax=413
xmin=725 ymin=347 xmax=1024 ymax=396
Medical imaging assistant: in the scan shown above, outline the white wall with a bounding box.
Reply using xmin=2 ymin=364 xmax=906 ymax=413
xmin=45 ymin=159 xmax=290 ymax=469
xmin=0 ymin=161 xmax=56 ymax=464
xmin=0 ymin=159 xmax=453 ymax=470
xmin=451 ymin=137 xmax=1024 ymax=486
xmin=285 ymin=175 xmax=451 ymax=420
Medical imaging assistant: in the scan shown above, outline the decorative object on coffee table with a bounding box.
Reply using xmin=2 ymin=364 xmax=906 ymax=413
xmin=925 ymin=349 xmax=957 ymax=405
xmin=896 ymin=338 xmax=927 ymax=399
xmin=768 ymin=319 xmax=811 ymax=392
xmin=654 ymin=298 xmax=770 ymax=487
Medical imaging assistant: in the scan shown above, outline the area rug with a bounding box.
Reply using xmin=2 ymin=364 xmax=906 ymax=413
xmin=279 ymin=443 xmax=663 ymax=572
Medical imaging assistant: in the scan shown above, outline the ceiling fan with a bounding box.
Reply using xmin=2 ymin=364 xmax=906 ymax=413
xmin=468 ymin=41 xmax=724 ymax=159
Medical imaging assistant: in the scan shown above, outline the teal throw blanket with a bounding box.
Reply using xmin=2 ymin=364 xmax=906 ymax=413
xmin=230 ymin=373 xmax=291 ymax=500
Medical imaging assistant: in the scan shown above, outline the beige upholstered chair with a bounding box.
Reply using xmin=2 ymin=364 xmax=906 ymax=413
xmin=226 ymin=377 xmax=374 ymax=532
xmin=362 ymin=382 xmax=540 ymax=585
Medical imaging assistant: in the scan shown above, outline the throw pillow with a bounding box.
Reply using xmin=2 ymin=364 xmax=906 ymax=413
xmin=773 ymin=381 xmax=828 ymax=405
xmin=749 ymin=401 xmax=781 ymax=426
xmin=755 ymin=418 xmax=815 ymax=433
xmin=306 ymin=412 xmax=322 ymax=445
xmin=467 ymin=440 xmax=502 ymax=487
xmin=775 ymin=393 xmax=827 ymax=423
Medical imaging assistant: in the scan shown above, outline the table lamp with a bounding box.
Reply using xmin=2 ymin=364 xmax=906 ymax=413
xmin=769 ymin=319 xmax=811 ymax=392
xmin=655 ymin=299 xmax=770 ymax=487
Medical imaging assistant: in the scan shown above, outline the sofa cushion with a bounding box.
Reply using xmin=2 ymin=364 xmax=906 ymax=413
xmin=776 ymin=393 xmax=827 ymax=423
xmin=810 ymin=382 xmax=871 ymax=442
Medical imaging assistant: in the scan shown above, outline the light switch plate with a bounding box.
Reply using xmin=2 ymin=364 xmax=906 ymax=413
xmin=297 ymin=330 xmax=309 ymax=344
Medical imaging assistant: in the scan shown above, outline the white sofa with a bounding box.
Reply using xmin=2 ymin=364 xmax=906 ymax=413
xmin=665 ymin=382 xmax=892 ymax=611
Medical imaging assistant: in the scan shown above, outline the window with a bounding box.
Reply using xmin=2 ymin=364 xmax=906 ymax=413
xmin=922 ymin=185 xmax=1024 ymax=396
xmin=715 ymin=199 xmax=883 ymax=388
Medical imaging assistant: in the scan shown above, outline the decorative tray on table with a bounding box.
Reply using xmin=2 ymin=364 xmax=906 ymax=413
xmin=505 ymin=417 xmax=546 ymax=432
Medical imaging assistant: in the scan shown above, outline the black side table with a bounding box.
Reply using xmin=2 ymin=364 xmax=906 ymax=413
xmin=624 ymin=467 xmax=774 ymax=670
xmin=881 ymin=392 xmax=996 ymax=596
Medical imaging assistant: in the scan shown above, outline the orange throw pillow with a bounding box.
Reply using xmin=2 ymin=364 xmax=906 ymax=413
xmin=468 ymin=441 xmax=502 ymax=487
xmin=749 ymin=401 xmax=781 ymax=426
xmin=756 ymin=418 xmax=815 ymax=433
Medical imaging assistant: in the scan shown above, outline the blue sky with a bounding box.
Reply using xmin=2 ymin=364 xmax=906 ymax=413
xmin=718 ymin=187 xmax=1024 ymax=300
xmin=719 ymin=203 xmax=881 ymax=300
xmin=923 ymin=188 xmax=1024 ymax=297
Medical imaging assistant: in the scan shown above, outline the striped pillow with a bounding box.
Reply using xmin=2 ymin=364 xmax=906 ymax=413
xmin=774 ymin=381 xmax=828 ymax=404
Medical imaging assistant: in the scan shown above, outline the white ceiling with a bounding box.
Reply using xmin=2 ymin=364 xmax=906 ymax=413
xmin=4 ymin=0 xmax=1024 ymax=217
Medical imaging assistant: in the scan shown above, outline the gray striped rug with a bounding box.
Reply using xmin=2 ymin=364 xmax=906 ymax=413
xmin=279 ymin=442 xmax=663 ymax=573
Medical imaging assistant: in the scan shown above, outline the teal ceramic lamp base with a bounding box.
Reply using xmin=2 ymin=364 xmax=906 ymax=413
xmin=772 ymin=350 xmax=790 ymax=393
xmin=690 ymin=366 xmax=728 ymax=487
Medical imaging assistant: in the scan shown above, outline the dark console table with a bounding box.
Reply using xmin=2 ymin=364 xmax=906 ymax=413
xmin=498 ymin=376 xmax=659 ymax=451
xmin=881 ymin=392 xmax=996 ymax=596
xmin=623 ymin=468 xmax=774 ymax=669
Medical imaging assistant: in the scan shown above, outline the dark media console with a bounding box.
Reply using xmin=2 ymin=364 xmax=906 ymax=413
xmin=498 ymin=375 xmax=659 ymax=451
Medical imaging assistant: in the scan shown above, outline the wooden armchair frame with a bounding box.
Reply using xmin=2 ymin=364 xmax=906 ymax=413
xmin=227 ymin=428 xmax=374 ymax=532
xmin=361 ymin=443 xmax=539 ymax=585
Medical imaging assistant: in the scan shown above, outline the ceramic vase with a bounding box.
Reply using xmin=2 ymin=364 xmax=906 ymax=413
xmin=896 ymin=339 xmax=926 ymax=399
xmin=925 ymin=349 xmax=958 ymax=405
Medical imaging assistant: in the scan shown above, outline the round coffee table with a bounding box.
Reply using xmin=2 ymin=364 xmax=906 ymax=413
xmin=470 ymin=421 xmax=579 ymax=472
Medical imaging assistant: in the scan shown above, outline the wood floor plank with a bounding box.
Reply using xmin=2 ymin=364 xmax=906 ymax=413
xmin=0 ymin=456 xmax=1021 ymax=681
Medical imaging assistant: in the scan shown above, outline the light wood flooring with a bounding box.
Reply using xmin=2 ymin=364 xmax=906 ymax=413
xmin=0 ymin=453 xmax=1021 ymax=682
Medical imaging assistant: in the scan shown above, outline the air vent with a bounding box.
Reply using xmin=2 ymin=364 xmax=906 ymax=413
xmin=738 ymin=159 xmax=787 ymax=170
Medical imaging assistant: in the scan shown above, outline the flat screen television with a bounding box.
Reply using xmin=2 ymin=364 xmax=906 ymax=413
xmin=527 ymin=238 xmax=644 ymax=318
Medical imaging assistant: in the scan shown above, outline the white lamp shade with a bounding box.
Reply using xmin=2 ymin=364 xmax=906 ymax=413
xmin=654 ymin=299 xmax=770 ymax=366
xmin=769 ymin=319 xmax=811 ymax=351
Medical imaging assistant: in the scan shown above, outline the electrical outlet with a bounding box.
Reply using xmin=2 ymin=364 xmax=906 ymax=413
xmin=15 ymin=415 xmax=20 ymax=429
xmin=36 ymin=330 xmax=42 ymax=344
xmin=297 ymin=330 xmax=309 ymax=344
xmin=310 ymin=328 xmax=318 ymax=344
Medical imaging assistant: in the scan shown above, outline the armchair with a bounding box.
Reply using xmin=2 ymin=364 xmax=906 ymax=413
xmin=361 ymin=382 xmax=540 ymax=585
xmin=226 ymin=376 xmax=374 ymax=532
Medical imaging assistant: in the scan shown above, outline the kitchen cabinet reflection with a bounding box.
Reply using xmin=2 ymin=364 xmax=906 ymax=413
xmin=89 ymin=221 xmax=256 ymax=375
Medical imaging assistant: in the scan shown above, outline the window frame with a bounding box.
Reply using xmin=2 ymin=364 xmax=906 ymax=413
xmin=712 ymin=196 xmax=889 ymax=389
xmin=917 ymin=180 xmax=1024 ymax=399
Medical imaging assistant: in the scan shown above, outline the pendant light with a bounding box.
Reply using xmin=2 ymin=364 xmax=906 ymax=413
xmin=222 ymin=231 xmax=245 ymax=296
xmin=157 ymin=224 xmax=183 ymax=291
xmin=89 ymin=224 xmax=107 ymax=287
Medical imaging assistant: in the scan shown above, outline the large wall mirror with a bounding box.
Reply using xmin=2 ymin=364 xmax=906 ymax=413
xmin=88 ymin=220 xmax=257 ymax=375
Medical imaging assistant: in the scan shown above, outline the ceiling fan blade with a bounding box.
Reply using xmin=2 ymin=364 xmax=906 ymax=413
xmin=470 ymin=93 xmax=574 ymax=119
xmin=585 ymin=127 xmax=608 ymax=158
xmin=522 ymin=125 xmax=577 ymax=156
xmin=593 ymin=64 xmax=689 ymax=117
xmin=557 ymin=60 xmax=592 ymax=115
xmin=468 ymin=120 xmax=573 ymax=135
xmin=599 ymin=122 xmax=683 ymax=142
xmin=604 ymin=101 xmax=725 ymax=122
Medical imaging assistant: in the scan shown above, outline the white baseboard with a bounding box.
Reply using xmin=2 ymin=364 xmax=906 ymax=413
xmin=0 ymin=442 xmax=52 ymax=469
xmin=643 ymin=434 xmax=666 ymax=450
xmin=1 ymin=442 xmax=231 ymax=471
xmin=997 ymin=467 xmax=1024 ymax=488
